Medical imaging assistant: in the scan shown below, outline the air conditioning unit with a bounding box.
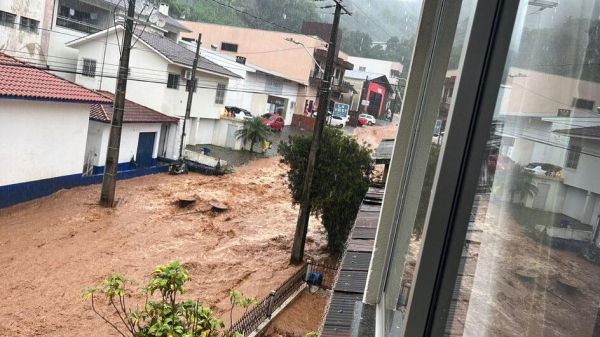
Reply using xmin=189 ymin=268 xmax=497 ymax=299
xmin=183 ymin=70 xmax=192 ymax=80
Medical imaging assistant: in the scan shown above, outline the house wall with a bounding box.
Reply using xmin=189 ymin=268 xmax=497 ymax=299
xmin=84 ymin=120 xmax=109 ymax=169
xmin=562 ymin=186 xmax=588 ymax=222
xmin=212 ymin=118 xmax=244 ymax=150
xmin=193 ymin=118 xmax=215 ymax=145
xmin=347 ymin=56 xmax=403 ymax=84
xmin=0 ymin=100 xmax=89 ymax=186
xmin=522 ymin=176 xmax=567 ymax=213
xmin=562 ymin=138 xmax=600 ymax=196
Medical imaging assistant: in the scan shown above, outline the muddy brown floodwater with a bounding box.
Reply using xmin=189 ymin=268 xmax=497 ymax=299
xmin=0 ymin=122 xmax=399 ymax=336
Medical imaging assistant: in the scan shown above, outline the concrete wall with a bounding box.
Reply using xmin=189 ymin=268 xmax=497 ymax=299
xmin=522 ymin=176 xmax=567 ymax=213
xmin=562 ymin=138 xmax=600 ymax=195
xmin=562 ymin=186 xmax=588 ymax=222
xmin=212 ymin=118 xmax=245 ymax=150
xmin=0 ymin=99 xmax=90 ymax=186
xmin=347 ymin=56 xmax=403 ymax=84
xmin=85 ymin=120 xmax=109 ymax=169
xmin=0 ymin=0 xmax=53 ymax=64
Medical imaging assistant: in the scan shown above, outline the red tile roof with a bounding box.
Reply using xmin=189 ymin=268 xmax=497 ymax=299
xmin=0 ymin=52 xmax=111 ymax=104
xmin=90 ymin=91 xmax=179 ymax=124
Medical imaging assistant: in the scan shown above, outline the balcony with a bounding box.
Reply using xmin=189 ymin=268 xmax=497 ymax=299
xmin=56 ymin=15 xmax=102 ymax=34
xmin=309 ymin=71 xmax=351 ymax=94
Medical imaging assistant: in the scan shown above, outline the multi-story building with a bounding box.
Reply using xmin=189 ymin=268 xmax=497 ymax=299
xmin=178 ymin=20 xmax=354 ymax=118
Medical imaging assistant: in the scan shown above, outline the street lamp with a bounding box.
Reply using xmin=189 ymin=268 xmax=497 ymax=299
xmin=284 ymin=37 xmax=324 ymax=74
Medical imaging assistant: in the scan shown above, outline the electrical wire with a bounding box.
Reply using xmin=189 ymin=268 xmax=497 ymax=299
xmin=346 ymin=0 xmax=394 ymax=40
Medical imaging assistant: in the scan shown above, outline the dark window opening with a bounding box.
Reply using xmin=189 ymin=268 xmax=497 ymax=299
xmin=19 ymin=16 xmax=39 ymax=34
xmin=167 ymin=74 xmax=180 ymax=89
xmin=82 ymin=59 xmax=96 ymax=78
xmin=215 ymin=84 xmax=226 ymax=104
xmin=572 ymin=98 xmax=595 ymax=110
xmin=221 ymin=42 xmax=238 ymax=52
xmin=0 ymin=11 xmax=16 ymax=28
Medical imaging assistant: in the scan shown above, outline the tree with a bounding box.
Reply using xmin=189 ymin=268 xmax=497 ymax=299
xmin=235 ymin=116 xmax=271 ymax=152
xmin=278 ymin=127 xmax=373 ymax=257
xmin=340 ymin=30 xmax=374 ymax=57
xmin=493 ymin=164 xmax=539 ymax=203
xmin=82 ymin=260 xmax=250 ymax=337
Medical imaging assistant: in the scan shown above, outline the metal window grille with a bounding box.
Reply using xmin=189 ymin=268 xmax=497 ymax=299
xmin=215 ymin=84 xmax=226 ymax=104
xmin=566 ymin=145 xmax=581 ymax=169
xmin=82 ymin=59 xmax=96 ymax=78
xmin=167 ymin=74 xmax=180 ymax=89
xmin=0 ymin=11 xmax=16 ymax=28
xmin=19 ymin=16 xmax=39 ymax=33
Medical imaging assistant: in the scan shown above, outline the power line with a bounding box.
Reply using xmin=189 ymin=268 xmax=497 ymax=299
xmin=509 ymin=81 xmax=573 ymax=108
xmin=0 ymin=61 xmax=318 ymax=98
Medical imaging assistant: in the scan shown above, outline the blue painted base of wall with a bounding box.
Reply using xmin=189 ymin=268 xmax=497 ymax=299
xmin=92 ymin=159 xmax=158 ymax=175
xmin=0 ymin=164 xmax=168 ymax=209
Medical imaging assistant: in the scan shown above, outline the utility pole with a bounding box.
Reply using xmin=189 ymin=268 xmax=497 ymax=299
xmin=179 ymin=33 xmax=202 ymax=158
xmin=100 ymin=0 xmax=136 ymax=207
xmin=290 ymin=0 xmax=350 ymax=264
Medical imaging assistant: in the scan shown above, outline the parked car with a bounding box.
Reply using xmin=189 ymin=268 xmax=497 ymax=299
xmin=328 ymin=115 xmax=346 ymax=128
xmin=487 ymin=154 xmax=515 ymax=171
xmin=261 ymin=112 xmax=285 ymax=131
xmin=225 ymin=106 xmax=253 ymax=121
xmin=312 ymin=110 xmax=332 ymax=118
xmin=524 ymin=162 xmax=562 ymax=176
xmin=359 ymin=113 xmax=377 ymax=126
xmin=357 ymin=116 xmax=368 ymax=126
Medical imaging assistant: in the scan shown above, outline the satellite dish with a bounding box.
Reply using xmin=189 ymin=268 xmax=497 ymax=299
xmin=156 ymin=18 xmax=166 ymax=28
xmin=148 ymin=13 xmax=158 ymax=24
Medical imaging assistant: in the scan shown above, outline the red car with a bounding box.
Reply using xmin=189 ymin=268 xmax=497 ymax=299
xmin=261 ymin=113 xmax=285 ymax=131
xmin=487 ymin=154 xmax=514 ymax=171
xmin=357 ymin=116 xmax=367 ymax=126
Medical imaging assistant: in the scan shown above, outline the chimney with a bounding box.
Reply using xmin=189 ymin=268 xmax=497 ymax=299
xmin=158 ymin=3 xmax=169 ymax=15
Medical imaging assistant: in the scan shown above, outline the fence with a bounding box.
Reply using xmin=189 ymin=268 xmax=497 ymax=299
xmin=228 ymin=260 xmax=339 ymax=336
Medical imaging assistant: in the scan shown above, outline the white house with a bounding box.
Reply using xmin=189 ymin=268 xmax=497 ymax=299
xmin=66 ymin=26 xmax=240 ymax=153
xmin=0 ymin=0 xmax=53 ymax=63
xmin=85 ymin=91 xmax=180 ymax=176
xmin=0 ymin=52 xmax=111 ymax=209
xmin=179 ymin=40 xmax=304 ymax=125
xmin=48 ymin=0 xmax=190 ymax=81
xmin=347 ymin=56 xmax=403 ymax=86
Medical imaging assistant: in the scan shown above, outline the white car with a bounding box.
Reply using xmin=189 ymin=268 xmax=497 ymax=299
xmin=226 ymin=106 xmax=253 ymax=121
xmin=328 ymin=115 xmax=346 ymax=128
xmin=359 ymin=113 xmax=377 ymax=126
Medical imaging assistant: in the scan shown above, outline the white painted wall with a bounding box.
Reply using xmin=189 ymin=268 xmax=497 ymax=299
xmin=85 ymin=120 xmax=109 ymax=168
xmin=562 ymin=138 xmax=600 ymax=196
xmin=212 ymin=118 xmax=245 ymax=150
xmin=0 ymin=100 xmax=90 ymax=185
xmin=522 ymin=176 xmax=567 ymax=214
xmin=48 ymin=26 xmax=87 ymax=81
xmin=71 ymin=29 xmax=229 ymax=121
xmin=562 ymin=186 xmax=588 ymax=222
xmin=193 ymin=118 xmax=215 ymax=145
xmin=347 ymin=56 xmax=403 ymax=85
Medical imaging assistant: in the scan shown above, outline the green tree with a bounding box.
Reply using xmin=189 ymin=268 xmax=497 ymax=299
xmin=235 ymin=116 xmax=271 ymax=153
xmin=506 ymin=164 xmax=539 ymax=203
xmin=340 ymin=30 xmax=374 ymax=57
xmin=278 ymin=128 xmax=373 ymax=257
xmin=82 ymin=261 xmax=247 ymax=337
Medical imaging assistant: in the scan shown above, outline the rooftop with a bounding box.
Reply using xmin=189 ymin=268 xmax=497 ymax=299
xmin=90 ymin=91 xmax=179 ymax=124
xmin=554 ymin=125 xmax=600 ymax=140
xmin=0 ymin=53 xmax=111 ymax=104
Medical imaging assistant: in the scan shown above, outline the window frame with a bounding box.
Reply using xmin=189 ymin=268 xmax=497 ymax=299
xmin=0 ymin=10 xmax=16 ymax=28
xmin=214 ymin=83 xmax=226 ymax=104
xmin=572 ymin=97 xmax=595 ymax=111
xmin=167 ymin=73 xmax=180 ymax=90
xmin=19 ymin=16 xmax=39 ymax=34
xmin=82 ymin=59 xmax=97 ymax=78
xmin=359 ymin=66 xmax=366 ymax=72
xmin=566 ymin=145 xmax=581 ymax=169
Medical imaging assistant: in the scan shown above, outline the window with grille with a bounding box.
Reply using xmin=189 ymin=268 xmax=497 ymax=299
xmin=0 ymin=11 xmax=16 ymax=28
xmin=566 ymin=145 xmax=581 ymax=169
xmin=572 ymin=97 xmax=595 ymax=110
xmin=167 ymin=74 xmax=180 ymax=89
xmin=359 ymin=66 xmax=366 ymax=71
xmin=19 ymin=16 xmax=39 ymax=33
xmin=221 ymin=42 xmax=238 ymax=52
xmin=215 ymin=84 xmax=226 ymax=104
xmin=82 ymin=59 xmax=97 ymax=78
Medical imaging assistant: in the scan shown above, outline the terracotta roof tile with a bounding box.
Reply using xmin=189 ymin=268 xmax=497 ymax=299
xmin=0 ymin=53 xmax=111 ymax=103
xmin=90 ymin=91 xmax=179 ymax=124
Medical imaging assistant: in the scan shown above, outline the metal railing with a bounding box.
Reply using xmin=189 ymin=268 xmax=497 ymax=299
xmin=56 ymin=15 xmax=102 ymax=34
xmin=228 ymin=260 xmax=338 ymax=336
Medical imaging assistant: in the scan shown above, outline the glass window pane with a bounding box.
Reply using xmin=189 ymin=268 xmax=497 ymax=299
xmin=445 ymin=1 xmax=600 ymax=335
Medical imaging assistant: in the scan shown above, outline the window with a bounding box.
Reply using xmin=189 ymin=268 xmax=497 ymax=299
xmin=0 ymin=10 xmax=16 ymax=28
xmin=19 ymin=16 xmax=39 ymax=33
xmin=167 ymin=74 xmax=180 ymax=89
xmin=221 ymin=42 xmax=238 ymax=52
xmin=215 ymin=84 xmax=226 ymax=104
xmin=358 ymin=66 xmax=366 ymax=71
xmin=390 ymin=69 xmax=401 ymax=78
xmin=572 ymin=97 xmax=594 ymax=110
xmin=82 ymin=59 xmax=96 ymax=78
xmin=566 ymin=145 xmax=581 ymax=169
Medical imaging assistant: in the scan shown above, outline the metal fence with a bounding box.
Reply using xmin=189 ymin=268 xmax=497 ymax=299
xmin=229 ymin=264 xmax=308 ymax=336
xmin=228 ymin=260 xmax=339 ymax=336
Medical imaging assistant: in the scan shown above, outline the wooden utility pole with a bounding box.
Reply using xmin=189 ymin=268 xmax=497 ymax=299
xmin=179 ymin=33 xmax=202 ymax=158
xmin=290 ymin=0 xmax=350 ymax=264
xmin=100 ymin=0 xmax=136 ymax=207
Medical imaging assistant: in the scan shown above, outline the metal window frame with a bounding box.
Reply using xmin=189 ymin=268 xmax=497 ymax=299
xmin=402 ymin=0 xmax=521 ymax=335
xmin=167 ymin=73 xmax=180 ymax=90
